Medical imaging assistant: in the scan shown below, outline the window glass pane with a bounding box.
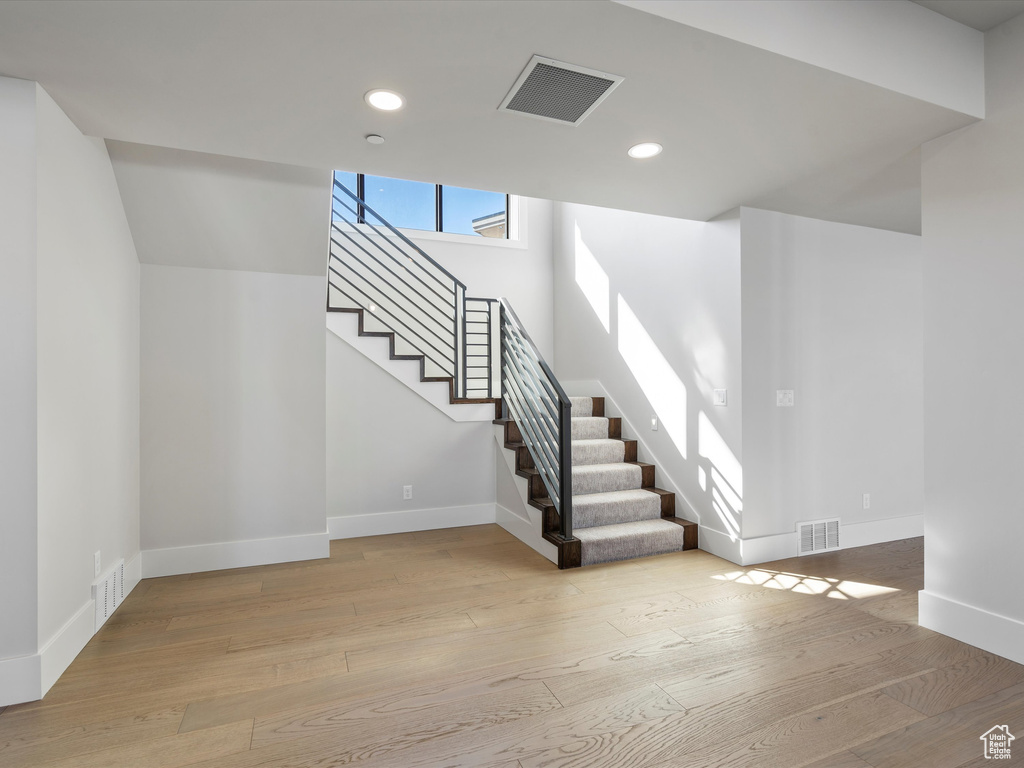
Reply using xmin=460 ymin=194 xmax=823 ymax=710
xmin=441 ymin=186 xmax=507 ymax=238
xmin=363 ymin=175 xmax=436 ymax=231
xmin=332 ymin=170 xmax=359 ymax=221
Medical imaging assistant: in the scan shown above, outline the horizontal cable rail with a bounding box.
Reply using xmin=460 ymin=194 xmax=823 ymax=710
xmin=329 ymin=181 xmax=463 ymax=382
xmin=500 ymin=298 xmax=573 ymax=541
xmin=463 ymin=298 xmax=498 ymax=399
xmin=332 ymin=182 xmax=464 ymax=290
xmin=327 ymin=179 xmax=571 ymax=546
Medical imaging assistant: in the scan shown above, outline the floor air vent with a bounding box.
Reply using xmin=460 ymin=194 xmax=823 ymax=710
xmin=798 ymin=519 xmax=840 ymax=555
xmin=92 ymin=558 xmax=125 ymax=632
xmin=498 ymin=55 xmax=623 ymax=125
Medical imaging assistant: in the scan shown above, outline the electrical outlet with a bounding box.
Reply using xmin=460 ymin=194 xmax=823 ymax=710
xmin=777 ymin=390 xmax=795 ymax=407
xmin=94 ymin=550 xmax=101 ymax=578
xmin=713 ymin=389 xmax=727 ymax=406
xmin=403 ymin=485 xmax=413 ymax=500
xmin=863 ymin=493 xmax=871 ymax=510
xmin=651 ymin=416 xmax=658 ymax=431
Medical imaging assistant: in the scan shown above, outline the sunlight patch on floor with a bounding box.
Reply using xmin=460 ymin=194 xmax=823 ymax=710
xmin=713 ymin=568 xmax=900 ymax=600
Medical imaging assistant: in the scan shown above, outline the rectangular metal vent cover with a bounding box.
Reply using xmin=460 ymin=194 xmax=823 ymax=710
xmin=798 ymin=519 xmax=840 ymax=555
xmin=498 ymin=55 xmax=623 ymax=125
xmin=92 ymin=559 xmax=125 ymax=632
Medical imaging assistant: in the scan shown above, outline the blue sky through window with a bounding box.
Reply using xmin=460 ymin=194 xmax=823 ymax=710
xmin=442 ymin=185 xmax=506 ymax=236
xmin=364 ymin=175 xmax=435 ymax=231
xmin=332 ymin=170 xmax=507 ymax=238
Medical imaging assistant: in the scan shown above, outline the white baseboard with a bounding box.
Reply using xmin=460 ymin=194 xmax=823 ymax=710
xmin=492 ymin=428 xmax=557 ymax=565
xmin=142 ymin=531 xmax=330 ymax=578
xmin=124 ymin=551 xmax=142 ymax=597
xmin=39 ymin=599 xmax=94 ymax=696
xmin=328 ymin=503 xmax=496 ymax=539
xmin=0 ymin=653 xmax=41 ymax=707
xmin=495 ymin=503 xmax=558 ymax=565
xmin=842 ymin=514 xmax=923 ymax=549
xmin=700 ymin=514 xmax=926 ymax=566
xmin=699 ymin=525 xmax=792 ymax=565
xmin=920 ymin=590 xmax=1024 ymax=666
xmin=698 ymin=525 xmax=745 ymax=565
xmin=1 ymin=550 xmax=145 ymax=706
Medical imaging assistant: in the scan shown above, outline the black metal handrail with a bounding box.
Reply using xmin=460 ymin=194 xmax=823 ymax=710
xmin=327 ymin=180 xmax=571 ymax=545
xmin=330 ymin=181 xmax=465 ymax=384
xmin=332 ymin=181 xmax=465 ymax=290
xmin=500 ymin=299 xmax=573 ymax=542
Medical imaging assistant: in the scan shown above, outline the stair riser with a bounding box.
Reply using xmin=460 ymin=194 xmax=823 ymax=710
xmin=516 ymin=446 xmax=534 ymax=472
xmin=635 ymin=463 xmax=655 ymax=487
xmin=498 ymin=396 xmax=698 ymax=569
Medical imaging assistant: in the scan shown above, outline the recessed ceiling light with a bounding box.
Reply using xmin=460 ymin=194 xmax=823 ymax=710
xmin=366 ymin=134 xmax=385 ymax=145
xmin=628 ymin=142 xmax=662 ymax=159
xmin=365 ymin=89 xmax=404 ymax=111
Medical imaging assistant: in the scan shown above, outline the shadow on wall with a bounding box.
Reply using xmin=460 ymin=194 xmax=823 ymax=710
xmin=571 ymin=219 xmax=742 ymax=541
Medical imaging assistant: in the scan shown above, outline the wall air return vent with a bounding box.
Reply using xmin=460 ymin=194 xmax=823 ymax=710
xmin=92 ymin=558 xmax=126 ymax=632
xmin=798 ymin=518 xmax=840 ymax=555
xmin=498 ymin=55 xmax=623 ymax=126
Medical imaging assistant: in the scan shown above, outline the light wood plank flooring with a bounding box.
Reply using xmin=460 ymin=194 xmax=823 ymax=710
xmin=2 ymin=527 xmax=1021 ymax=767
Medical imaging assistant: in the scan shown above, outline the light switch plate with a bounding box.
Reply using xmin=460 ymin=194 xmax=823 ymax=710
xmin=713 ymin=389 xmax=727 ymax=406
xmin=777 ymin=390 xmax=795 ymax=407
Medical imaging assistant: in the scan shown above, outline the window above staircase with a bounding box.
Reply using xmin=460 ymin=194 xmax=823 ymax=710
xmin=332 ymin=171 xmax=518 ymax=243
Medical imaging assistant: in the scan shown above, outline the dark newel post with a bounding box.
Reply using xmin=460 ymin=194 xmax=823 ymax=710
xmin=459 ymin=288 xmax=467 ymax=399
xmin=453 ymin=284 xmax=460 ymax=394
xmin=499 ymin=303 xmax=508 ymax=419
xmin=559 ymin=398 xmax=573 ymax=540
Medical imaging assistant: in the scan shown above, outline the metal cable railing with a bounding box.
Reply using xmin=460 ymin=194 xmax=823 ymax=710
xmin=327 ymin=179 xmax=572 ymax=544
xmin=329 ymin=180 xmax=466 ymax=383
xmin=500 ymin=299 xmax=573 ymax=541
xmin=464 ymin=298 xmax=498 ymax=399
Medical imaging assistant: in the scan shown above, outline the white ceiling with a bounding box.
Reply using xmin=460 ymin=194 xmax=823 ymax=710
xmin=0 ymin=1 xmax=990 ymax=233
xmin=913 ymin=0 xmax=1024 ymax=31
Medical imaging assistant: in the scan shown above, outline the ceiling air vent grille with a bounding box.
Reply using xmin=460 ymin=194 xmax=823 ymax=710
xmin=798 ymin=518 xmax=840 ymax=556
xmin=498 ymin=56 xmax=623 ymax=126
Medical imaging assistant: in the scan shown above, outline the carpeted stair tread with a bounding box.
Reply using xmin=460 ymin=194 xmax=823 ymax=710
xmin=574 ymin=519 xmax=689 ymax=567
xmin=570 ymin=396 xmax=593 ymax=417
xmin=572 ymin=439 xmax=625 ymax=466
xmin=572 ymin=463 xmax=642 ymax=495
xmin=573 ymin=489 xmax=663 ymax=528
xmin=572 ymin=416 xmax=609 ymax=440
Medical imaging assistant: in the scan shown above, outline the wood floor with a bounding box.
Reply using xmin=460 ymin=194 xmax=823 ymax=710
xmin=1 ymin=527 xmax=1021 ymax=767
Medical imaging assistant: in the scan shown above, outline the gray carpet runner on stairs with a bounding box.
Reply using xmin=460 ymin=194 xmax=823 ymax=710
xmin=568 ymin=397 xmax=687 ymax=566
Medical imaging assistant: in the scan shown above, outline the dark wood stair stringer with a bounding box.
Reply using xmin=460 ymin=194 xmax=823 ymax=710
xmin=329 ymin=305 xmax=502 ymax=418
xmin=495 ymin=399 xmax=699 ymax=567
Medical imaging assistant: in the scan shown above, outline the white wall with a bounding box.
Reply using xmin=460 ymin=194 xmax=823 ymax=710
xmin=326 ymin=333 xmax=496 ymax=533
xmin=412 ymin=197 xmax=555 ymax=360
xmin=115 ymin=145 xmax=550 ymax=556
xmin=325 ymin=198 xmax=554 ymax=536
xmin=140 ymin=265 xmax=327 ymax=575
xmin=107 ymin=140 xmax=330 ymax=276
xmin=35 ymin=87 xmax=141 ymax=649
xmin=0 ymin=77 xmax=143 ymax=705
xmin=0 ymin=77 xmax=39 ymax=673
xmin=919 ymin=13 xmax=1024 ymax=664
xmin=551 ymin=201 xmax=743 ymax=538
xmin=740 ymin=207 xmax=924 ymax=546
xmin=551 ymin=201 xmax=923 ymax=565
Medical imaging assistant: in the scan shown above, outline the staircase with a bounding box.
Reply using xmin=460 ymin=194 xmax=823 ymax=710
xmin=497 ymin=396 xmax=696 ymax=568
xmin=326 ymin=177 xmax=698 ymax=568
